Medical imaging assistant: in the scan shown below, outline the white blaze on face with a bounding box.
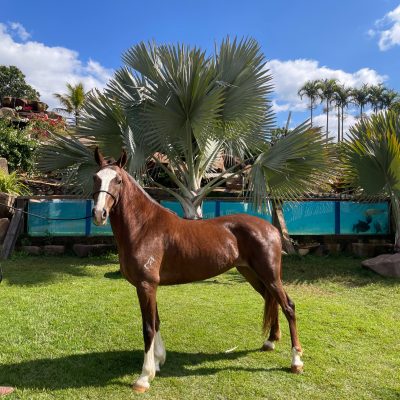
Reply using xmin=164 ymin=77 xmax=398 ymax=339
xmin=94 ymin=168 xmax=117 ymax=213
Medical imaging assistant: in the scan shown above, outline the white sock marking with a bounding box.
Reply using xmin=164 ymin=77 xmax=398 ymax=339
xmin=135 ymin=338 xmax=155 ymax=389
xmin=291 ymin=347 xmax=303 ymax=367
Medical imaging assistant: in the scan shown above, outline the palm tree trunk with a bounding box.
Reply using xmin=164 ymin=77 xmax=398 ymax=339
xmin=360 ymin=104 xmax=364 ymax=120
xmin=272 ymin=203 xmax=296 ymax=255
xmin=341 ymin=105 xmax=344 ymax=141
xmin=181 ymin=197 xmax=203 ymax=219
xmin=310 ymin=99 xmax=313 ymax=126
xmin=326 ymin=99 xmax=329 ymax=140
xmin=337 ymin=106 xmax=340 ymax=142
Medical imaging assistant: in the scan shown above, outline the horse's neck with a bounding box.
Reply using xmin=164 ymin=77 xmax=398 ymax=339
xmin=110 ymin=171 xmax=160 ymax=237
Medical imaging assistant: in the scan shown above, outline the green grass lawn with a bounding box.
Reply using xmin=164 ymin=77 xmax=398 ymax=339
xmin=0 ymin=253 xmax=399 ymax=400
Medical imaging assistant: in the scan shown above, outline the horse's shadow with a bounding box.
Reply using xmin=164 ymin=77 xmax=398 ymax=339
xmin=0 ymin=349 xmax=286 ymax=390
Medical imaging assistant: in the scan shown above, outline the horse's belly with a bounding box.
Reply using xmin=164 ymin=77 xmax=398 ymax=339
xmin=159 ymin=243 xmax=239 ymax=285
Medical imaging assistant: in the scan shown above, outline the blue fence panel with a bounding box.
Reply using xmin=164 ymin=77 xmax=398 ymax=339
xmin=28 ymin=199 xmax=113 ymax=236
xmin=28 ymin=200 xmax=87 ymax=236
xmin=283 ymin=201 xmax=336 ymax=235
xmin=219 ymin=201 xmax=273 ymax=222
xmin=160 ymin=200 xmax=184 ymax=217
xmin=27 ymin=199 xmax=391 ymax=237
xmin=160 ymin=200 xmax=217 ymax=219
xmin=340 ymin=202 xmax=390 ymax=235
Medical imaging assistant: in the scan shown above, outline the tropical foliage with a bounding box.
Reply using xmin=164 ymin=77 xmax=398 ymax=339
xmin=39 ymin=37 xmax=333 ymax=219
xmin=0 ymin=120 xmax=38 ymax=173
xmin=298 ymin=80 xmax=399 ymax=141
xmin=297 ymin=80 xmax=319 ymax=126
xmin=53 ymin=82 xmax=87 ymax=126
xmin=0 ymin=65 xmax=40 ymax=101
xmin=0 ymin=170 xmax=30 ymax=195
xmin=342 ymin=110 xmax=400 ymax=249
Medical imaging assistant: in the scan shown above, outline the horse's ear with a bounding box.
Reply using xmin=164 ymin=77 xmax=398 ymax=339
xmin=94 ymin=146 xmax=105 ymax=166
xmin=116 ymin=148 xmax=128 ymax=168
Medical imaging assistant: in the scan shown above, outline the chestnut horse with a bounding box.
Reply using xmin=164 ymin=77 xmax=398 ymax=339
xmin=92 ymin=148 xmax=303 ymax=393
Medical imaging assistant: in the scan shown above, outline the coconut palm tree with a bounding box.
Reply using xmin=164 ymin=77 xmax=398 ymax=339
xmin=333 ymin=85 xmax=352 ymax=141
xmin=297 ymin=80 xmax=319 ymax=126
xmin=342 ymin=110 xmax=400 ymax=251
xmin=317 ymin=78 xmax=338 ymax=140
xmin=351 ymin=84 xmax=370 ymax=120
xmin=39 ymin=38 xmax=333 ymax=220
xmin=53 ymin=82 xmax=87 ymax=125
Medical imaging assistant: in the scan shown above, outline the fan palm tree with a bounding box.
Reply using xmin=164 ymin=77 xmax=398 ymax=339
xmin=53 ymin=82 xmax=87 ymax=125
xmin=351 ymin=84 xmax=370 ymax=120
xmin=39 ymin=38 xmax=333 ymax=220
xmin=317 ymin=78 xmax=338 ymax=140
xmin=333 ymin=85 xmax=352 ymax=141
xmin=342 ymin=110 xmax=400 ymax=251
xmin=297 ymin=80 xmax=319 ymax=126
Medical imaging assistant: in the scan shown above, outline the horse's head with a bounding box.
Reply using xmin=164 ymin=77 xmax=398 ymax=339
xmin=92 ymin=147 xmax=127 ymax=226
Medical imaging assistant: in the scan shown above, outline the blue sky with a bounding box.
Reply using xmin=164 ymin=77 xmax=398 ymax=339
xmin=2 ymin=0 xmax=400 ymax=136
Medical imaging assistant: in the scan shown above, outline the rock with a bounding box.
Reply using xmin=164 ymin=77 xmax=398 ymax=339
xmin=73 ymin=244 xmax=115 ymax=257
xmin=21 ymin=245 xmax=42 ymax=255
xmin=43 ymin=245 xmax=65 ymax=256
xmin=362 ymin=254 xmax=400 ymax=278
xmin=0 ymin=218 xmax=10 ymax=243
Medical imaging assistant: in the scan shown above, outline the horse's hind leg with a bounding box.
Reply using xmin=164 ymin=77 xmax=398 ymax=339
xmin=249 ymin=244 xmax=303 ymax=373
xmin=266 ymin=281 xmax=303 ymax=373
xmin=236 ymin=266 xmax=281 ymax=351
xmin=154 ymin=304 xmax=166 ymax=371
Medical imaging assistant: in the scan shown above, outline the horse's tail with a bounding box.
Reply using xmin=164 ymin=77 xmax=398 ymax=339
xmin=262 ymin=288 xmax=278 ymax=336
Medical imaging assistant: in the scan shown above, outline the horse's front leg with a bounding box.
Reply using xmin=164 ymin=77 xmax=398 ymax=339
xmin=133 ymin=281 xmax=158 ymax=393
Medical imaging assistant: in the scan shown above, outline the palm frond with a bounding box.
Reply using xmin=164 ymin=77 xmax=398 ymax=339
xmin=249 ymin=122 xmax=334 ymax=211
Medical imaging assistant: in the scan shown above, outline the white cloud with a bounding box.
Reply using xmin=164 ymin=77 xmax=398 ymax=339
xmin=369 ymin=4 xmax=400 ymax=51
xmin=268 ymin=58 xmax=386 ymax=113
xmin=312 ymin=112 xmax=358 ymax=141
xmin=0 ymin=22 xmax=113 ymax=109
xmin=9 ymin=22 xmax=30 ymax=41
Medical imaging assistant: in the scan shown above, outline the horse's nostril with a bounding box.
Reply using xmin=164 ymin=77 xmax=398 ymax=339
xmin=102 ymin=209 xmax=107 ymax=219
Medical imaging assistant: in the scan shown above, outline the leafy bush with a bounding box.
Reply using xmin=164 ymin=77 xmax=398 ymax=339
xmin=0 ymin=120 xmax=38 ymax=173
xmin=0 ymin=170 xmax=30 ymax=195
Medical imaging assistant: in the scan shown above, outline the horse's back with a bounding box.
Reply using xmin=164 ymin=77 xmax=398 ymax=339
xmin=159 ymin=212 xmax=281 ymax=284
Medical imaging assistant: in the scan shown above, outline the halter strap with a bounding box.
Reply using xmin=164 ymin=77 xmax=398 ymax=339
xmin=92 ymin=190 xmax=118 ymax=209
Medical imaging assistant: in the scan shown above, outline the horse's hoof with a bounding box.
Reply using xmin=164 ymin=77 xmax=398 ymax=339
xmin=261 ymin=340 xmax=275 ymax=351
xmin=291 ymin=364 xmax=304 ymax=374
xmin=132 ymin=384 xmax=149 ymax=393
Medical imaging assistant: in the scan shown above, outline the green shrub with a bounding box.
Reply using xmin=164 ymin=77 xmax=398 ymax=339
xmin=0 ymin=170 xmax=30 ymax=195
xmin=0 ymin=120 xmax=38 ymax=173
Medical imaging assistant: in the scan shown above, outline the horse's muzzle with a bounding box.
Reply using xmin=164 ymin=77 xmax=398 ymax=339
xmin=92 ymin=207 xmax=108 ymax=226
